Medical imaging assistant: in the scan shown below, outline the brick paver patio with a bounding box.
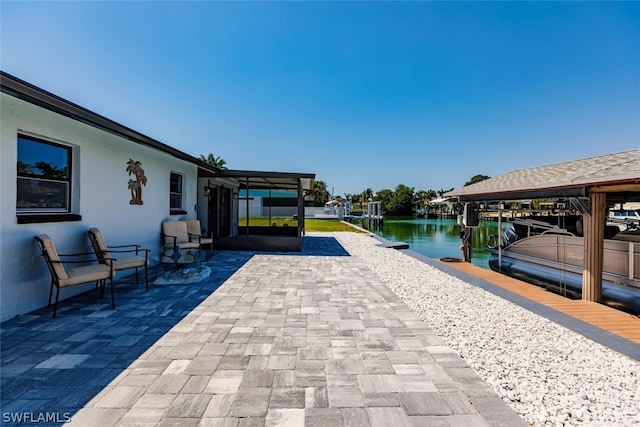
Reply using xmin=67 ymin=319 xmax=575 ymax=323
xmin=1 ymin=236 xmax=525 ymax=426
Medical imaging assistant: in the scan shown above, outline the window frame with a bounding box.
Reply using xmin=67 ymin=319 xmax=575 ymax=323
xmin=16 ymin=134 xmax=81 ymax=223
xmin=169 ymin=171 xmax=186 ymax=214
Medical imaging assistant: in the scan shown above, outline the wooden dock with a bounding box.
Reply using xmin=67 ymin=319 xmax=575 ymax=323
xmin=442 ymin=261 xmax=640 ymax=344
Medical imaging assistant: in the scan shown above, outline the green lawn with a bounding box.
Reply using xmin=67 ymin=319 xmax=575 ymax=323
xmin=305 ymin=219 xmax=367 ymax=232
xmin=243 ymin=217 xmax=298 ymax=227
xmin=240 ymin=218 xmax=366 ymax=233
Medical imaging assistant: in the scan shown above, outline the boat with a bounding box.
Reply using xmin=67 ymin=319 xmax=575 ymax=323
xmin=486 ymin=215 xmax=640 ymax=314
xmin=607 ymin=207 xmax=640 ymax=231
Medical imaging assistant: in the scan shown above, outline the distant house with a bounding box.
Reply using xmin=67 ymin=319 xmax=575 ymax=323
xmin=238 ymin=189 xmax=300 ymax=219
xmin=0 ymin=71 xmax=313 ymax=321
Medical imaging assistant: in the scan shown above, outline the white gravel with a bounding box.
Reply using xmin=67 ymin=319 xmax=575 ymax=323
xmin=326 ymin=231 xmax=640 ymax=427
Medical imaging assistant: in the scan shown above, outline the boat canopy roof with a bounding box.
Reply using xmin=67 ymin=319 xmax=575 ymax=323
xmin=445 ymin=149 xmax=640 ymax=203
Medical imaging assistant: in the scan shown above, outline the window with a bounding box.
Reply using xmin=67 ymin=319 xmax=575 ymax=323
xmin=170 ymin=172 xmax=184 ymax=212
xmin=17 ymin=135 xmax=72 ymax=214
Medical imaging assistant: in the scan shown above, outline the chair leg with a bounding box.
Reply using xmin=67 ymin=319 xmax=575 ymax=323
xmin=144 ymin=265 xmax=149 ymax=291
xmin=99 ymin=280 xmax=105 ymax=298
xmin=52 ymin=286 xmax=60 ymax=318
xmin=109 ymin=276 xmax=115 ymax=309
xmin=48 ymin=279 xmax=54 ymax=307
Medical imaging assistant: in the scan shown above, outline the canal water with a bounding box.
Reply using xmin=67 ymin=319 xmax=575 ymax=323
xmin=359 ymin=217 xmax=509 ymax=270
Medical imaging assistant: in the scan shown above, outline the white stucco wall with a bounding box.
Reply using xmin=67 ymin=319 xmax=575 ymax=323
xmin=1 ymin=93 xmax=198 ymax=321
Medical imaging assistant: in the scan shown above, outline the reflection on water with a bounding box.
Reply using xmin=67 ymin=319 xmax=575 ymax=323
xmin=360 ymin=217 xmax=509 ymax=270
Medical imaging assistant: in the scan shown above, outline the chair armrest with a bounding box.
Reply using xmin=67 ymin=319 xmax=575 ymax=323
xmin=100 ymin=247 xmax=150 ymax=255
xmin=130 ymin=247 xmax=150 ymax=257
xmin=108 ymin=244 xmax=150 ymax=256
xmin=100 ymin=257 xmax=116 ymax=276
xmin=58 ymin=251 xmax=107 ymax=257
xmin=162 ymin=233 xmax=178 ymax=249
xmin=188 ymin=233 xmax=202 ymax=243
xmin=49 ymin=256 xmax=118 ymax=264
xmin=107 ymin=244 xmax=141 ymax=250
xmin=57 ymin=252 xmax=117 ymax=268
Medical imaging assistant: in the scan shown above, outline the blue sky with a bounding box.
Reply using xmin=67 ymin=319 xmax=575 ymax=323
xmin=2 ymin=2 xmax=639 ymax=196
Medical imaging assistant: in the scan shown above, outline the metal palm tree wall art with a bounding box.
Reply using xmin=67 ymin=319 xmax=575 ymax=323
xmin=126 ymin=159 xmax=147 ymax=205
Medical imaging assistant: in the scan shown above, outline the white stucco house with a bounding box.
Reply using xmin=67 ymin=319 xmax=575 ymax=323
xmin=1 ymin=72 xmax=314 ymax=321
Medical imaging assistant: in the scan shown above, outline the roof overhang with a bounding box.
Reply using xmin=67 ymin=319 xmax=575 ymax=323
xmin=451 ymin=186 xmax=587 ymax=203
xmin=428 ymin=197 xmax=457 ymax=204
xmin=219 ymin=169 xmax=315 ymax=192
xmin=1 ymin=71 xmax=220 ymax=177
xmin=2 ymin=71 xmax=317 ymax=191
xmin=450 ymin=181 xmax=640 ymax=203
xmin=446 ymin=150 xmax=640 ymax=203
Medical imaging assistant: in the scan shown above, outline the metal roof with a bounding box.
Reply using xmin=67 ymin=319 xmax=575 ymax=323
xmin=446 ymin=149 xmax=640 ymax=202
xmin=219 ymin=169 xmax=315 ymax=191
xmin=0 ymin=71 xmax=216 ymax=178
xmin=2 ymin=70 xmax=316 ymax=188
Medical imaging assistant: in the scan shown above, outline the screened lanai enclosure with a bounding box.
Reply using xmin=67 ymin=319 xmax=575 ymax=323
xmin=217 ymin=170 xmax=314 ymax=251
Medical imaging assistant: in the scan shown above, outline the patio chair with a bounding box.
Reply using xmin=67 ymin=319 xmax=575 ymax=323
xmin=34 ymin=234 xmax=115 ymax=318
xmin=87 ymin=227 xmax=150 ymax=291
xmin=162 ymin=221 xmax=200 ymax=252
xmin=183 ymin=219 xmax=213 ymax=248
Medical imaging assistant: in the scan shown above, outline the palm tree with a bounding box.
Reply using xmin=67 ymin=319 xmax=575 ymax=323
xmin=414 ymin=190 xmax=431 ymax=214
xmin=199 ymin=153 xmax=227 ymax=170
xmin=126 ymin=159 xmax=147 ymax=205
xmin=437 ymin=187 xmax=454 ymax=197
xmin=362 ymin=188 xmax=373 ymax=199
xmin=361 ymin=188 xmax=374 ymax=208
xmin=351 ymin=193 xmax=362 ymax=208
xmin=309 ymin=180 xmax=330 ymax=206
